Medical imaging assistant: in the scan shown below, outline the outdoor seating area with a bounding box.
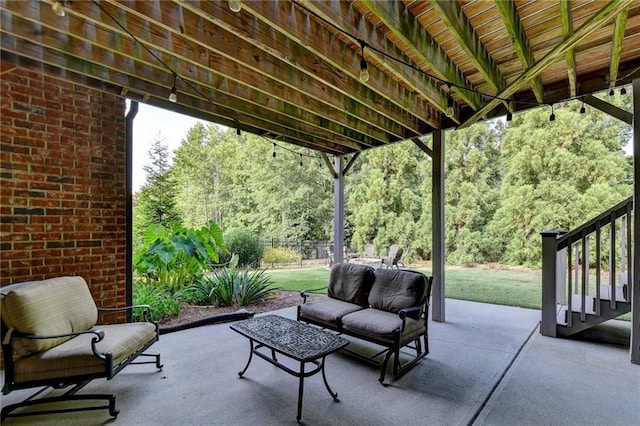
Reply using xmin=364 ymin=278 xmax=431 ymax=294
xmin=298 ymin=263 xmax=432 ymax=383
xmin=1 ymin=300 xmax=636 ymax=425
xmin=0 ymin=277 xmax=163 ymax=421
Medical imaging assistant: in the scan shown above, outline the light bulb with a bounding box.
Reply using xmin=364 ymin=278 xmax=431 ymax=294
xmin=169 ymin=86 xmax=177 ymax=103
xmin=359 ymin=59 xmax=369 ymax=83
xmin=229 ymin=0 xmax=241 ymax=12
xmin=52 ymin=1 xmax=66 ymax=17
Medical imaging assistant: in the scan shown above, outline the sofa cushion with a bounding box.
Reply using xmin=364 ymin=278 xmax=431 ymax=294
xmin=368 ymin=269 xmax=427 ymax=314
xmin=1 ymin=276 xmax=98 ymax=356
xmin=299 ymin=298 xmax=365 ymax=328
xmin=13 ymin=323 xmax=157 ymax=384
xmin=327 ymin=263 xmax=375 ymax=306
xmin=341 ymin=308 xmax=425 ymax=345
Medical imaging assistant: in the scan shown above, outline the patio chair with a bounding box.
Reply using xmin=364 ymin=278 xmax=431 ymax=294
xmin=381 ymin=244 xmax=404 ymax=269
xmin=325 ymin=244 xmax=334 ymax=266
xmin=363 ymin=243 xmax=375 ymax=258
xmin=1 ymin=276 xmax=162 ymax=421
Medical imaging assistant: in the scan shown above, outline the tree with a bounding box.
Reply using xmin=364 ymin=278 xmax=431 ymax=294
xmin=347 ymin=141 xmax=423 ymax=259
xmin=134 ymin=135 xmax=182 ymax=239
xmin=488 ymin=100 xmax=632 ymax=267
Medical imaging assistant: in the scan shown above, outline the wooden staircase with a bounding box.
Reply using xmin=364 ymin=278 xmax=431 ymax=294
xmin=541 ymin=196 xmax=633 ymax=338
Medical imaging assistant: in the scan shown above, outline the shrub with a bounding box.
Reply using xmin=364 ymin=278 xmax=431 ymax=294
xmin=185 ymin=267 xmax=277 ymax=306
xmin=134 ymin=222 xmax=226 ymax=292
xmin=132 ymin=280 xmax=182 ymax=322
xmin=218 ymin=228 xmax=265 ymax=268
xmin=262 ymin=247 xmax=303 ymax=267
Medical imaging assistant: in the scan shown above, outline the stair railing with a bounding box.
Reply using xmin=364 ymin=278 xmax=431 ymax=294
xmin=541 ymin=196 xmax=633 ymax=337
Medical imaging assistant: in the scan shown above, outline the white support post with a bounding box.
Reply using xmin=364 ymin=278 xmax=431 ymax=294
xmin=432 ymin=130 xmax=445 ymax=322
xmin=333 ymin=155 xmax=345 ymax=265
xmin=631 ymin=78 xmax=640 ymax=364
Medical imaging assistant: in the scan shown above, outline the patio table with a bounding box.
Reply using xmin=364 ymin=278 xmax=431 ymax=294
xmin=230 ymin=314 xmax=349 ymax=422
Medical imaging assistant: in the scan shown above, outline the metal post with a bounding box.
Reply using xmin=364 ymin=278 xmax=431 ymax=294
xmin=432 ymin=130 xmax=445 ymax=322
xmin=333 ymin=155 xmax=345 ymax=265
xmin=125 ymin=101 xmax=138 ymax=323
xmin=631 ymin=78 xmax=640 ymax=364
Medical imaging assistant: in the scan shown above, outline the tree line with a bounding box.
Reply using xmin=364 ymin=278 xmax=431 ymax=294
xmin=134 ymin=94 xmax=632 ymax=268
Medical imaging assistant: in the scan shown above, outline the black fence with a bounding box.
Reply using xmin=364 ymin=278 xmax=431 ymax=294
xmin=261 ymin=239 xmax=332 ymax=261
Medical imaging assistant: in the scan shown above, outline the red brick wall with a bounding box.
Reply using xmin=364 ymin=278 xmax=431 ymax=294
xmin=0 ymin=68 xmax=128 ymax=319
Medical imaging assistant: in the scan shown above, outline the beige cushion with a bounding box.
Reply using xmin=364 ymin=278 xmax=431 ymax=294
xmin=13 ymin=323 xmax=157 ymax=383
xmin=368 ymin=269 xmax=427 ymax=314
xmin=1 ymin=276 xmax=98 ymax=356
xmin=327 ymin=263 xmax=375 ymax=306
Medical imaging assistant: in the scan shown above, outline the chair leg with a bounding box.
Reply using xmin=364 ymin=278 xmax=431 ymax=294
xmin=1 ymin=387 xmax=118 ymax=421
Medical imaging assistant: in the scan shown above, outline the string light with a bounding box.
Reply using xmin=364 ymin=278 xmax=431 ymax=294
xmin=168 ymin=73 xmax=178 ymax=103
xmin=506 ymin=111 xmax=512 ymax=122
xmin=299 ymin=154 xmax=303 ymax=166
xmin=609 ymin=88 xmax=615 ymax=96
xmin=358 ymin=41 xmax=369 ymax=83
xmin=272 ymin=143 xmax=276 ymax=158
xmin=579 ymin=97 xmax=586 ymax=114
xmin=228 ymin=0 xmax=241 ymax=13
xmin=51 ymin=0 xmax=67 ymax=17
xmin=549 ymin=104 xmax=555 ymax=121
xmin=446 ymin=84 xmax=455 ymax=117
xmin=620 ymin=87 xmax=627 ymax=95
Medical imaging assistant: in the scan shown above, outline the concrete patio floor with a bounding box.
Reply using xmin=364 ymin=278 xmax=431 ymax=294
xmin=2 ymin=299 xmax=638 ymax=425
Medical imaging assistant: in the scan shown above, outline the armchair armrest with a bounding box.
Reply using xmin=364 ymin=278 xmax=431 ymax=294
xmin=397 ymin=298 xmax=427 ymax=332
xmin=299 ymin=286 xmax=328 ymax=303
xmin=13 ymin=328 xmax=107 ymax=359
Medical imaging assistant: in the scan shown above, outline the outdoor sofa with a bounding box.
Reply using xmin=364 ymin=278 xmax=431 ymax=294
xmin=0 ymin=276 xmax=162 ymax=421
xmin=297 ymin=263 xmax=433 ymax=383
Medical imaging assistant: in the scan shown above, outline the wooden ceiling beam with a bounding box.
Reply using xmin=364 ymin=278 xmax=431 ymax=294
xmin=584 ymin=94 xmax=633 ymax=124
xmin=297 ymin=0 xmax=452 ymax=121
xmin=226 ymin=0 xmax=438 ymax=132
xmin=0 ymin=14 xmax=372 ymax=153
xmin=2 ymin=1 xmax=390 ymax=149
xmin=113 ymin=0 xmax=420 ymax=139
xmin=0 ymin=34 xmax=358 ymax=153
xmin=560 ymin=1 xmax=578 ymax=97
xmin=360 ymin=0 xmax=484 ymax=110
xmin=609 ymin=8 xmax=629 ymax=88
xmin=90 ymin=1 xmax=399 ymax=144
xmin=460 ymin=0 xmax=635 ymax=129
xmin=495 ymin=0 xmax=545 ymax=103
xmin=430 ymin=0 xmax=506 ymax=94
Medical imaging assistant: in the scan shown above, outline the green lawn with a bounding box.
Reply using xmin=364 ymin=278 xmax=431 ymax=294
xmin=265 ymin=266 xmax=543 ymax=310
xmin=266 ymin=266 xmax=632 ymax=321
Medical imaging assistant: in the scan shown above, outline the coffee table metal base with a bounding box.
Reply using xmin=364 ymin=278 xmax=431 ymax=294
xmin=238 ymin=340 xmax=338 ymax=422
xmin=231 ymin=315 xmax=348 ymax=422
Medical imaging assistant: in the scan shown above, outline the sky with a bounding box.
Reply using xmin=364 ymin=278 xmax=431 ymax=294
xmin=130 ymin=102 xmax=203 ymax=191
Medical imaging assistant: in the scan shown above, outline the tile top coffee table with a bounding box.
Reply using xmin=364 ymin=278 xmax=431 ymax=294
xmin=230 ymin=314 xmax=349 ymax=422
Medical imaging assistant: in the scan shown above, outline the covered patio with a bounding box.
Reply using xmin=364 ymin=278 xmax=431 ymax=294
xmin=1 ymin=1 xmax=640 ymax=421
xmin=1 ymin=301 xmax=637 ymax=425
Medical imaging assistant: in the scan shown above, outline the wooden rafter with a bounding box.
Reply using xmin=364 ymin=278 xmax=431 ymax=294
xmin=231 ymin=0 xmax=438 ymax=133
xmin=429 ymin=0 xmax=506 ymax=94
xmin=359 ymin=0 xmax=484 ymax=110
xmin=460 ymin=0 xmax=635 ymax=129
xmin=298 ymin=0 xmax=453 ymax=122
xmin=609 ymin=8 xmax=629 ymax=88
xmin=0 ymin=8 xmax=366 ymax=152
xmin=560 ymin=0 xmax=579 ymax=97
xmin=495 ymin=0 xmax=545 ymax=104
xmin=110 ymin=0 xmax=408 ymax=144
